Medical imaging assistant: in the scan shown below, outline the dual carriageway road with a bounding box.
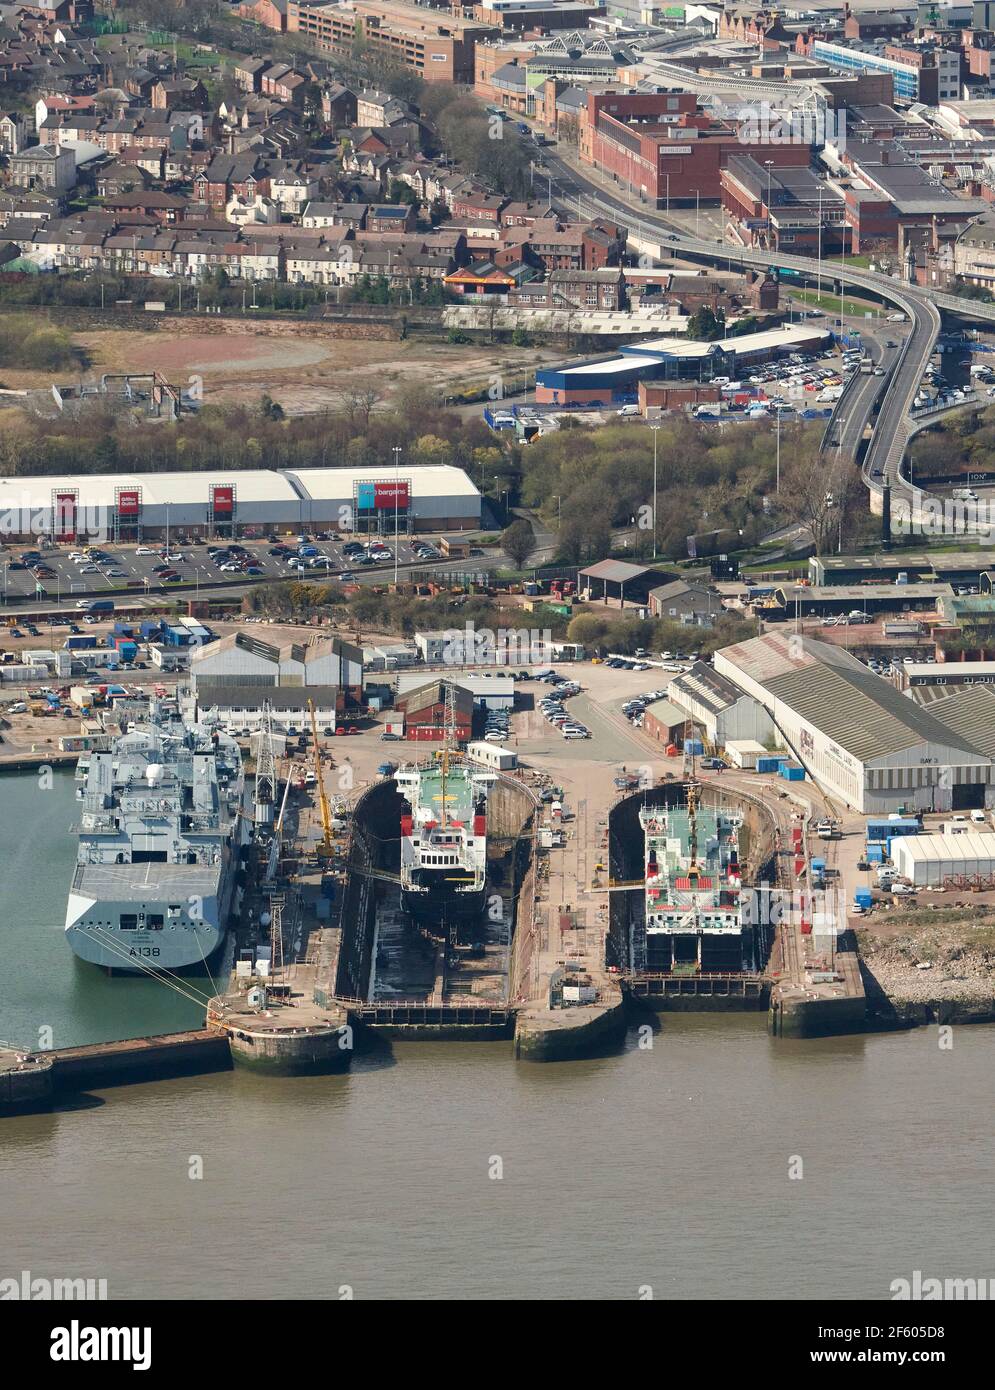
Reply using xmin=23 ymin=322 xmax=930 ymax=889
xmin=539 ymin=148 xmax=991 ymax=520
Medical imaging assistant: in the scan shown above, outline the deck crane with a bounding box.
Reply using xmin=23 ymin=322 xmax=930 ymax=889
xmin=307 ymin=698 xmax=334 ymax=855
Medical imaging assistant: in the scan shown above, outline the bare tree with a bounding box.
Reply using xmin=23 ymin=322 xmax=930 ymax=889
xmin=780 ymin=431 xmax=863 ymax=556
xmin=344 ymin=380 xmax=384 ymax=431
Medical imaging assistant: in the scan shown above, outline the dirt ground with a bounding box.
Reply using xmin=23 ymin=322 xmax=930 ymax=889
xmin=858 ymin=910 xmax=995 ymax=1003
xmin=1 ymin=323 xmax=559 ymax=417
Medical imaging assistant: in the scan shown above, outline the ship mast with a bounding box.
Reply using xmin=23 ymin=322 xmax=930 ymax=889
xmin=686 ymin=776 xmax=699 ymax=871
xmin=439 ymin=679 xmax=458 ymax=828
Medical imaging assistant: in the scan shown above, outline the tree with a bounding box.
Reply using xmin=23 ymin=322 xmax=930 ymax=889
xmin=686 ymin=306 xmax=725 ymax=341
xmin=779 ymin=431 xmax=862 ymax=556
xmin=502 ymin=518 xmax=534 ymax=568
xmin=566 ymin=613 xmax=610 ymax=648
xmin=344 ymin=380 xmax=384 ymax=430
xmin=259 ymin=394 xmax=284 ymax=421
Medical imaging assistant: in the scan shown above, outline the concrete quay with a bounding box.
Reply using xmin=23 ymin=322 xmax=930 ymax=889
xmin=0 ymin=1033 xmax=231 ymax=1114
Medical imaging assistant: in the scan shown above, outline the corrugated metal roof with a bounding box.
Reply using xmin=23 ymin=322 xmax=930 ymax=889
xmin=580 ymin=560 xmax=651 ymax=583
xmin=921 ymin=685 xmax=995 ymax=760
xmin=719 ymin=634 xmax=987 ymax=764
xmin=644 ymin=698 xmax=688 ymax=728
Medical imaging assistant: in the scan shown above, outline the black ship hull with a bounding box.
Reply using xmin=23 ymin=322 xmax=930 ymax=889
xmin=401 ymin=882 xmax=488 ymax=940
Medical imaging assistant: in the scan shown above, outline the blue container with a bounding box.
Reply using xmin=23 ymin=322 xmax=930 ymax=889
xmin=685 ymin=738 xmax=704 ymax=757
xmin=866 ymin=816 xmax=920 ymax=841
xmin=811 ymin=857 xmax=826 ymax=873
xmin=866 ymin=843 xmax=885 ymax=863
xmin=756 ymin=756 xmax=782 ymax=774
xmin=855 ymin=888 xmax=873 ymax=909
xmin=779 ymin=762 xmax=805 ymax=781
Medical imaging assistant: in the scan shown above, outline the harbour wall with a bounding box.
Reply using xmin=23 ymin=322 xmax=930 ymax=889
xmin=334 ymin=779 xmax=401 ymax=1002
xmin=0 ymin=1031 xmax=230 ymax=1112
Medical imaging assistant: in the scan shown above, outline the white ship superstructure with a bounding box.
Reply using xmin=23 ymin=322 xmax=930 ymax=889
xmin=639 ymin=784 xmax=746 ymax=972
xmin=65 ymin=705 xmax=245 ymax=970
xmin=396 ymin=755 xmax=490 ymax=940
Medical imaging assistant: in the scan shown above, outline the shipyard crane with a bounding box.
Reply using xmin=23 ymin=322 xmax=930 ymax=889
xmin=307 ymin=698 xmax=334 ymax=855
xmin=253 ymin=704 xmax=277 ymax=830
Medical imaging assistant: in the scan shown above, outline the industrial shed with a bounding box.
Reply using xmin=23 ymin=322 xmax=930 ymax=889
xmin=810 ymin=550 xmax=995 ymax=588
xmin=190 ymin=631 xmax=363 ymax=704
xmin=715 ymin=632 xmax=995 ymax=813
xmin=769 ymin=583 xmax=953 ymax=620
xmin=667 ymin=661 xmax=775 ymax=748
xmin=579 ymin=561 xmax=675 ymax=607
xmin=891 ymin=833 xmax=995 ymax=888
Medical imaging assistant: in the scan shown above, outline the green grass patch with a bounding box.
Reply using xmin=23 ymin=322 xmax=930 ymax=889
xmin=789 ymin=287 xmax=883 ymax=318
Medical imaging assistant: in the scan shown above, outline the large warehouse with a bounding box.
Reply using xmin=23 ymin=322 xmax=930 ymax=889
xmin=714 ymin=633 xmax=995 ymax=813
xmin=535 ymin=324 xmax=830 ymax=406
xmin=0 ymin=465 xmax=481 ymax=541
xmin=190 ymin=631 xmax=364 ymax=706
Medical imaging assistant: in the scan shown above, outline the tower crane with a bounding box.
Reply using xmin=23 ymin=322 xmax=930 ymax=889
xmin=307 ymin=698 xmax=334 ymax=855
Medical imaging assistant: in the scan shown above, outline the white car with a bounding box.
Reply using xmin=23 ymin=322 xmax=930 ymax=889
xmin=136 ymin=546 xmax=155 ymax=555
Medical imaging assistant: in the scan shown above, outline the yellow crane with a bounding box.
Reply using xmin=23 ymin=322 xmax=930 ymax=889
xmin=307 ymin=698 xmax=333 ymax=854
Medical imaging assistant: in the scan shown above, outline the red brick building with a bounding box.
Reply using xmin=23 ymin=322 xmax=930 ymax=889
xmin=396 ymin=681 xmax=473 ymax=742
xmin=580 ymin=91 xmax=811 ymax=208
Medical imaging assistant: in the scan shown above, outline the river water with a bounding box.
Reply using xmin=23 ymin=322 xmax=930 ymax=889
xmin=2 ymin=772 xmax=993 ymax=1300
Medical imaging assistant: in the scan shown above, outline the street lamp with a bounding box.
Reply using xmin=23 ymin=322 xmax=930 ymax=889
xmin=764 ymin=161 xmax=774 ymax=250
xmin=392 ymin=445 xmax=401 ymax=586
xmin=775 ymin=409 xmax=781 ymax=494
xmin=650 ymin=424 xmax=661 ymax=557
xmin=836 ymin=418 xmax=848 ymax=552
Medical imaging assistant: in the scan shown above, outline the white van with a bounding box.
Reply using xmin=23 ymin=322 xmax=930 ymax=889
xmin=616 ymin=403 xmax=639 ymax=418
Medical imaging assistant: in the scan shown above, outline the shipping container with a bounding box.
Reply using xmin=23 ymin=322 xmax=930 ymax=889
xmin=466 ymin=740 xmax=517 ymax=770
xmin=723 ymin=738 xmax=767 ymax=770
xmin=756 ymin=756 xmax=783 ymax=774
xmin=778 ymin=762 xmax=805 ymax=780
xmin=866 ymin=816 xmax=920 ymax=841
xmin=64 ymin=635 xmax=97 ymax=650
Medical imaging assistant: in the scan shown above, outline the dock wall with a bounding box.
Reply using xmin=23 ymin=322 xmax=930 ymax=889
xmin=49 ymin=1030 xmax=231 ymax=1090
xmin=335 ymin=779 xmax=403 ymax=1001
